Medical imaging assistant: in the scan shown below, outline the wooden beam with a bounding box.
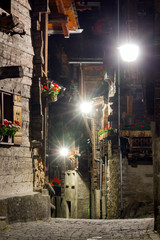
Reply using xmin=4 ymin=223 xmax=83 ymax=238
xmin=76 ymin=6 xmax=92 ymax=11
xmin=41 ymin=13 xmax=48 ymax=80
xmin=55 ymin=0 xmax=70 ymax=38
xmin=41 ymin=12 xmax=49 ymax=173
xmin=49 ymin=14 xmax=68 ymax=24
xmin=0 ymin=66 xmax=23 ymax=79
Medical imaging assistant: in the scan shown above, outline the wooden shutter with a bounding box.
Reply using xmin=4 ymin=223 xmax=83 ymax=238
xmin=13 ymin=95 xmax=22 ymax=144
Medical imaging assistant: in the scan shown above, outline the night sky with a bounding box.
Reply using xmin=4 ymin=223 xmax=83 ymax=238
xmin=49 ymin=1 xmax=117 ymax=60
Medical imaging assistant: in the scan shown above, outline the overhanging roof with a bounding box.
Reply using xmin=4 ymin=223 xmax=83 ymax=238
xmin=48 ymin=0 xmax=80 ymax=38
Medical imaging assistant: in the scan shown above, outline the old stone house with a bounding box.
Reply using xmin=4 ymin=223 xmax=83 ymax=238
xmin=0 ymin=0 xmax=80 ymax=223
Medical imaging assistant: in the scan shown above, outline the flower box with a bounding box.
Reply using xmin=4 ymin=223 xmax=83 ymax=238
xmin=0 ymin=119 xmax=21 ymax=144
xmin=98 ymin=134 xmax=103 ymax=140
xmin=119 ymin=130 xmax=152 ymax=137
xmin=98 ymin=131 xmax=114 ymax=140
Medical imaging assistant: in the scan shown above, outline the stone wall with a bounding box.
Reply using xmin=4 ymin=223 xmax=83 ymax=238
xmin=56 ymin=170 xmax=90 ymax=219
xmin=106 ymin=155 xmax=153 ymax=219
xmin=122 ymin=158 xmax=153 ymax=218
xmin=0 ymin=192 xmax=50 ymax=224
xmin=152 ymin=136 xmax=160 ymax=231
xmin=0 ymin=1 xmax=34 ymax=196
xmin=0 ymin=0 xmax=50 ymax=223
xmin=107 ymin=155 xmax=121 ymax=219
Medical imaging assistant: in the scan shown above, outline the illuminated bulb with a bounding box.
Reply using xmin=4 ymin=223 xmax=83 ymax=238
xmin=80 ymin=102 xmax=92 ymax=114
xmin=119 ymin=44 xmax=139 ymax=62
xmin=60 ymin=148 xmax=69 ymax=157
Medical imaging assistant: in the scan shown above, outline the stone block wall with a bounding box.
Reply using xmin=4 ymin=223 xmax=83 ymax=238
xmin=0 ymin=192 xmax=50 ymax=224
xmin=122 ymin=158 xmax=153 ymax=217
xmin=106 ymin=155 xmax=153 ymax=219
xmin=107 ymin=155 xmax=121 ymax=219
xmin=152 ymin=136 xmax=160 ymax=231
xmin=57 ymin=170 xmax=90 ymax=219
xmin=0 ymin=1 xmax=34 ymax=196
xmin=77 ymin=172 xmax=90 ymax=218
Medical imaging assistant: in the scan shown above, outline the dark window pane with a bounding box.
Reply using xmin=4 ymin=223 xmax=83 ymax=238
xmin=4 ymin=93 xmax=13 ymax=121
xmin=0 ymin=0 xmax=11 ymax=13
xmin=0 ymin=92 xmax=2 ymax=123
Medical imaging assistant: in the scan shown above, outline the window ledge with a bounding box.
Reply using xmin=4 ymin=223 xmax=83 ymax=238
xmin=0 ymin=142 xmax=21 ymax=146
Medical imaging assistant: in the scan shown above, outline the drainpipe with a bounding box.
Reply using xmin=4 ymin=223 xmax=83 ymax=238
xmin=95 ymin=158 xmax=102 ymax=219
xmin=117 ymin=0 xmax=123 ymax=217
xmin=105 ymin=155 xmax=108 ymax=218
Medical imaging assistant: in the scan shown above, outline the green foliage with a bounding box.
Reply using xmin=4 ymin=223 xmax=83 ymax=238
xmin=120 ymin=121 xmax=151 ymax=131
xmin=0 ymin=120 xmax=21 ymax=137
xmin=42 ymin=82 xmax=60 ymax=98
xmin=0 ymin=124 xmax=7 ymax=136
xmin=1 ymin=225 xmax=9 ymax=231
xmin=98 ymin=126 xmax=114 ymax=136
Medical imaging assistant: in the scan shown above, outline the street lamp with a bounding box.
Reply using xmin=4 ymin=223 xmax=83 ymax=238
xmin=118 ymin=43 xmax=140 ymax=62
xmin=60 ymin=147 xmax=69 ymax=157
xmin=80 ymin=101 xmax=93 ymax=114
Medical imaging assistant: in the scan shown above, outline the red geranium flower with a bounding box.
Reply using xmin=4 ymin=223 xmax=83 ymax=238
xmin=14 ymin=120 xmax=20 ymax=126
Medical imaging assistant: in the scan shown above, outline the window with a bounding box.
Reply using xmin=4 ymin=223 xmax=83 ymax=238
xmin=0 ymin=91 xmax=22 ymax=144
xmin=0 ymin=91 xmax=13 ymax=124
xmin=0 ymin=0 xmax=11 ymax=14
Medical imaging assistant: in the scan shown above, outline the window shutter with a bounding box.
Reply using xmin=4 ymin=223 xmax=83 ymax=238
xmin=13 ymin=95 xmax=22 ymax=144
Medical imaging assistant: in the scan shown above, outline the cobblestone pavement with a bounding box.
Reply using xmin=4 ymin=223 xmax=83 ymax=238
xmin=0 ymin=218 xmax=160 ymax=240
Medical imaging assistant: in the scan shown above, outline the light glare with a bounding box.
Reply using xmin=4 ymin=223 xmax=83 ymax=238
xmin=119 ymin=44 xmax=139 ymax=62
xmin=60 ymin=147 xmax=69 ymax=157
xmin=80 ymin=102 xmax=92 ymax=114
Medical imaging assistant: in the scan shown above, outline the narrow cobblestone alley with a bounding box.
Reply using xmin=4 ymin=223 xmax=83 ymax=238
xmin=0 ymin=218 xmax=160 ymax=240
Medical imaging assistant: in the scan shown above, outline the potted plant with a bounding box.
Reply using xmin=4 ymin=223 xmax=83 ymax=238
xmin=42 ymin=81 xmax=61 ymax=102
xmin=0 ymin=119 xmax=21 ymax=142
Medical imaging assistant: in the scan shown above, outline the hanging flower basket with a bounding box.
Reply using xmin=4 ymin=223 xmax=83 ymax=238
xmin=42 ymin=81 xmax=61 ymax=102
xmin=48 ymin=95 xmax=57 ymax=103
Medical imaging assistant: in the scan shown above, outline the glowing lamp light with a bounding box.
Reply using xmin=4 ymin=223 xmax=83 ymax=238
xmin=60 ymin=147 xmax=69 ymax=157
xmin=80 ymin=102 xmax=92 ymax=114
xmin=119 ymin=44 xmax=140 ymax=62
